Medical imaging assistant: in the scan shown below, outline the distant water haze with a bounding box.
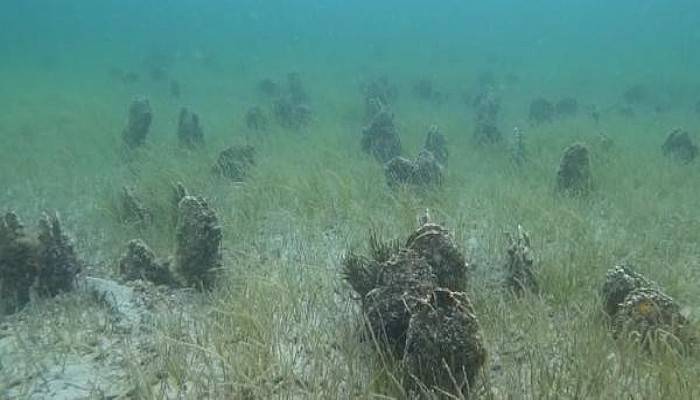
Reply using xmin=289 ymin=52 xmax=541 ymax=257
xmin=1 ymin=1 xmax=699 ymax=86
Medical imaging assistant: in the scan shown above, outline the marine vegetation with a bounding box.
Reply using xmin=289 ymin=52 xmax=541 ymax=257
xmin=3 ymin=3 xmax=700 ymax=399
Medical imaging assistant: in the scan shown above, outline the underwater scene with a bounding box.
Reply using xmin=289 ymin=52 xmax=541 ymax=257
xmin=2 ymin=0 xmax=700 ymax=398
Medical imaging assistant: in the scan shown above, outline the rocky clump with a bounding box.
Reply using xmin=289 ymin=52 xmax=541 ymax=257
xmin=662 ymin=128 xmax=697 ymax=163
xmin=118 ymin=239 xmax=174 ymax=286
xmin=272 ymin=73 xmax=312 ymax=130
xmin=473 ymin=90 xmax=501 ymax=144
xmin=602 ymin=266 xmax=694 ymax=351
xmin=601 ymin=265 xmax=653 ymax=318
xmin=35 ymin=214 xmax=82 ymax=297
xmin=213 ymin=145 xmax=256 ymax=182
xmin=385 ymin=150 xmax=443 ymax=188
xmin=119 ymin=186 xmax=152 ymax=225
xmin=273 ymin=98 xmax=312 ymax=130
xmin=412 ymin=151 xmax=444 ymax=187
xmin=362 ymin=76 xmax=398 ymax=121
xmin=245 ymin=106 xmax=268 ymax=131
xmin=555 ymin=143 xmax=592 ymax=196
xmin=174 ymin=196 xmax=222 ymax=290
xmin=403 ymin=289 xmax=487 ymax=396
xmin=504 ymin=225 xmax=537 ymax=293
xmin=613 ymin=288 xmax=693 ymax=350
xmin=361 ymin=106 xmax=402 ymax=163
xmin=384 ymin=157 xmax=415 ymax=187
xmin=424 ymin=125 xmax=448 ymax=165
xmin=358 ymin=248 xmax=436 ymax=351
xmin=528 ymin=98 xmax=555 ymax=124
xmin=0 ymin=213 xmax=35 ymax=314
xmin=342 ymin=221 xmax=483 ymax=397
xmin=364 ymin=98 xmax=385 ymax=125
xmin=405 ymin=222 xmax=467 ymax=291
xmin=121 ymin=97 xmax=153 ymax=149
xmin=177 ymin=107 xmax=204 ymax=148
xmin=1 ymin=212 xmax=81 ymax=315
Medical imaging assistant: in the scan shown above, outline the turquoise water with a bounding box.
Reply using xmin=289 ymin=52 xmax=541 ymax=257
xmin=2 ymin=2 xmax=700 ymax=398
xmin=3 ymin=1 xmax=699 ymax=92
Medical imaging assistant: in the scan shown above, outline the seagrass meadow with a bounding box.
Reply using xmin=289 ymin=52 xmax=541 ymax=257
xmin=2 ymin=1 xmax=700 ymax=399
